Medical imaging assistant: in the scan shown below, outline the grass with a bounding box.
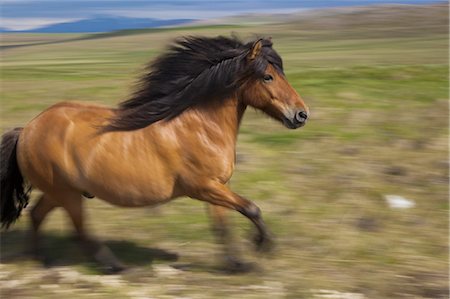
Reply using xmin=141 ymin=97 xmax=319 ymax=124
xmin=0 ymin=4 xmax=449 ymax=299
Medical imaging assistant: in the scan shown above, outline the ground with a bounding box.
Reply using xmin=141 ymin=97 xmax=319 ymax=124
xmin=0 ymin=4 xmax=448 ymax=298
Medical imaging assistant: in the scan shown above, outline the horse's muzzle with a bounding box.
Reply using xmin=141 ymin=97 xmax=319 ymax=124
xmin=295 ymin=111 xmax=308 ymax=125
xmin=283 ymin=110 xmax=308 ymax=129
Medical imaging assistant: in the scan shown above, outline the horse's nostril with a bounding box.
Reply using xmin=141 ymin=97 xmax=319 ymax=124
xmin=296 ymin=111 xmax=308 ymax=122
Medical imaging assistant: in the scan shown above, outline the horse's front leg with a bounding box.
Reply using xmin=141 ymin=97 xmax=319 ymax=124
xmin=195 ymin=182 xmax=274 ymax=254
xmin=207 ymin=205 xmax=254 ymax=272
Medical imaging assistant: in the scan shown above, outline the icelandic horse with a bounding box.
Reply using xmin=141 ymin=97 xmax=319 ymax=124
xmin=1 ymin=36 xmax=309 ymax=272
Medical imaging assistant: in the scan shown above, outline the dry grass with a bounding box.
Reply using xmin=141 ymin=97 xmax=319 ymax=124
xmin=0 ymin=4 xmax=448 ymax=298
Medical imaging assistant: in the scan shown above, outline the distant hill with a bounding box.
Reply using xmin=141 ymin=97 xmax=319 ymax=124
xmin=200 ymin=3 xmax=448 ymax=38
xmin=1 ymin=16 xmax=195 ymax=33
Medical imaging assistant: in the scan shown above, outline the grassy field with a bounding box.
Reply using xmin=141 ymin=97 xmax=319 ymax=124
xmin=0 ymin=4 xmax=448 ymax=299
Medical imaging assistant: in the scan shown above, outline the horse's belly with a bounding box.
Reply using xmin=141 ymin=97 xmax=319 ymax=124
xmin=94 ymin=191 xmax=174 ymax=207
xmin=86 ymin=173 xmax=178 ymax=207
xmin=82 ymin=146 xmax=180 ymax=207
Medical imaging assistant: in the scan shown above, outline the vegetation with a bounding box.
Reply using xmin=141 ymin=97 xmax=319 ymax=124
xmin=1 ymin=4 xmax=448 ymax=298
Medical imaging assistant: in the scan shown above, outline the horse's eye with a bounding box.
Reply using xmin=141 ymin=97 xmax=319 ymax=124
xmin=263 ymin=74 xmax=273 ymax=83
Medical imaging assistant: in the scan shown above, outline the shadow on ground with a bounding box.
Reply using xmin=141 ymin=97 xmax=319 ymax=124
xmin=0 ymin=229 xmax=178 ymax=271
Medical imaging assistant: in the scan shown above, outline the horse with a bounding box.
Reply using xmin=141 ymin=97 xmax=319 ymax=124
xmin=1 ymin=36 xmax=309 ymax=273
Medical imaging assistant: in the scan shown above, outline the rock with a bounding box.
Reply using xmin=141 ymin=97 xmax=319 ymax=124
xmin=312 ymin=289 xmax=365 ymax=299
xmin=384 ymin=195 xmax=415 ymax=209
xmin=153 ymin=265 xmax=182 ymax=277
xmin=95 ymin=275 xmax=125 ymax=288
xmin=56 ymin=267 xmax=82 ymax=284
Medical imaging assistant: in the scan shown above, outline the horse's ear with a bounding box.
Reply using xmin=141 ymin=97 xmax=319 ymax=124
xmin=248 ymin=39 xmax=263 ymax=61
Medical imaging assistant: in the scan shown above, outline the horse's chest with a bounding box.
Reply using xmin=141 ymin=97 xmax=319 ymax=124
xmin=183 ymin=144 xmax=235 ymax=184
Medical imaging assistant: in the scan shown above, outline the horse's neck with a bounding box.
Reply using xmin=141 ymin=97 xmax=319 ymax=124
xmin=194 ymin=96 xmax=246 ymax=140
xmin=140 ymin=97 xmax=246 ymax=152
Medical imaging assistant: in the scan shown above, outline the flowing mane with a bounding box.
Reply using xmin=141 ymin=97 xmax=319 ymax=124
xmin=104 ymin=35 xmax=283 ymax=131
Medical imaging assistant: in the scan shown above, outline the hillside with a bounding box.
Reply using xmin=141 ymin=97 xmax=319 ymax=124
xmin=1 ymin=3 xmax=447 ymax=49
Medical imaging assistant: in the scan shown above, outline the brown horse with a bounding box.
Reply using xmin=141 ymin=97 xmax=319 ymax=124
xmin=1 ymin=36 xmax=308 ymax=272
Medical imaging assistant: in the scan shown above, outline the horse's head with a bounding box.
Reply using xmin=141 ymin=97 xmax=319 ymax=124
xmin=239 ymin=39 xmax=309 ymax=129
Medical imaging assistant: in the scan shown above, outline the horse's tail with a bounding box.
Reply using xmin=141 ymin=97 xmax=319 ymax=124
xmin=1 ymin=127 xmax=31 ymax=229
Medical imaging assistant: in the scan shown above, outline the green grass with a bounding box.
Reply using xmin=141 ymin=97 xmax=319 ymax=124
xmin=0 ymin=6 xmax=448 ymax=299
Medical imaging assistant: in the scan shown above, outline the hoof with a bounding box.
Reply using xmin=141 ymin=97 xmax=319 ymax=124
xmin=92 ymin=243 xmax=127 ymax=274
xmin=223 ymin=256 xmax=256 ymax=274
xmin=253 ymin=233 xmax=275 ymax=253
xmin=101 ymin=263 xmax=127 ymax=274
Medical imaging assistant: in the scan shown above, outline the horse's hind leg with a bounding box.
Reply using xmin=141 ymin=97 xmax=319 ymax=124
xmin=29 ymin=193 xmax=57 ymax=259
xmin=207 ymin=205 xmax=254 ymax=273
xmin=52 ymin=190 xmax=126 ymax=273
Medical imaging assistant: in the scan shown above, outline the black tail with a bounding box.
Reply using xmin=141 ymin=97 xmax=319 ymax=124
xmin=1 ymin=128 xmax=31 ymax=228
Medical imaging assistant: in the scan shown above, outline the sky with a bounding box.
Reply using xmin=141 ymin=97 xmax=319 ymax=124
xmin=0 ymin=0 xmax=444 ymax=30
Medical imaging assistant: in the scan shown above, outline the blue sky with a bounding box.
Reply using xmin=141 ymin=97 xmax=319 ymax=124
xmin=0 ymin=0 xmax=444 ymax=30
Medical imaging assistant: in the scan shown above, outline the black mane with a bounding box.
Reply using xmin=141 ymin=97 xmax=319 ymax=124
xmin=105 ymin=35 xmax=283 ymax=131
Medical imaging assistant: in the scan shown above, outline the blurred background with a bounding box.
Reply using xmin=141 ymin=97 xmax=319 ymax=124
xmin=1 ymin=0 xmax=448 ymax=298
